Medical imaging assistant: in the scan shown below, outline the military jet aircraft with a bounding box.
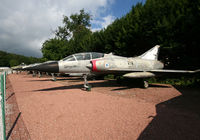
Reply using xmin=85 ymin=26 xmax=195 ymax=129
xmin=31 ymin=45 xmax=200 ymax=88
xmin=11 ymin=63 xmax=26 ymax=73
xmin=23 ymin=61 xmax=57 ymax=79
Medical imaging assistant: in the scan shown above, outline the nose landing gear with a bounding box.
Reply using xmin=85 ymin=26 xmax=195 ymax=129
xmin=83 ymin=74 xmax=91 ymax=91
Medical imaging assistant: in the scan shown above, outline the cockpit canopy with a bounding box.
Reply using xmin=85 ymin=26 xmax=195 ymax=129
xmin=62 ymin=52 xmax=104 ymax=61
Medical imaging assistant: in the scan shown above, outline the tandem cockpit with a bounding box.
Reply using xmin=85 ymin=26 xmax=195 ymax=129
xmin=61 ymin=52 xmax=104 ymax=62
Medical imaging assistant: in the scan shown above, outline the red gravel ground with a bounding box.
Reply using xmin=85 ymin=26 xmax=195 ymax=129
xmin=7 ymin=73 xmax=200 ymax=140
xmin=6 ymin=76 xmax=31 ymax=140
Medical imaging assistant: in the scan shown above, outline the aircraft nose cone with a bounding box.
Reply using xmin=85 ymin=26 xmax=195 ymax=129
xmin=34 ymin=61 xmax=59 ymax=73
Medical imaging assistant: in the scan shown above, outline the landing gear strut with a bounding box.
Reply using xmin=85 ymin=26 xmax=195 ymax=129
xmin=51 ymin=73 xmax=56 ymax=81
xmin=38 ymin=72 xmax=42 ymax=78
xmin=83 ymin=74 xmax=91 ymax=91
xmin=32 ymin=71 xmax=36 ymax=77
xmin=27 ymin=71 xmax=31 ymax=75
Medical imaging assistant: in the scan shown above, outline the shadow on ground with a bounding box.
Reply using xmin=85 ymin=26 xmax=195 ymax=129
xmin=34 ymin=79 xmax=171 ymax=92
xmin=33 ymin=80 xmax=118 ymax=91
xmin=138 ymin=87 xmax=200 ymax=140
xmin=27 ymin=77 xmax=82 ymax=82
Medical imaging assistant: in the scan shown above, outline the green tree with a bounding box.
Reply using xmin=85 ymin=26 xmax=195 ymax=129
xmin=9 ymin=59 xmax=19 ymax=67
xmin=42 ymin=9 xmax=92 ymax=59
xmin=55 ymin=9 xmax=91 ymax=40
xmin=41 ymin=38 xmax=67 ymax=60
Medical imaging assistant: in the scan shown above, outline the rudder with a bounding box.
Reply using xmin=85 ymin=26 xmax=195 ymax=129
xmin=139 ymin=45 xmax=160 ymax=60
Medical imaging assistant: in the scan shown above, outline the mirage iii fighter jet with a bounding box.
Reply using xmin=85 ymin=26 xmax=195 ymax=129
xmin=33 ymin=45 xmax=200 ymax=88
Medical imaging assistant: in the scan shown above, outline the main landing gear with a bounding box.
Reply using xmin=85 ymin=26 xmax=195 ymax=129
xmin=139 ymin=79 xmax=149 ymax=88
xmin=143 ymin=80 xmax=149 ymax=89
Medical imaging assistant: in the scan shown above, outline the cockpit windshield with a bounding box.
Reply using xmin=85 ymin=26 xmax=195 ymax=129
xmin=62 ymin=55 xmax=76 ymax=61
xmin=91 ymin=52 xmax=104 ymax=59
xmin=74 ymin=53 xmax=91 ymax=60
xmin=74 ymin=54 xmax=84 ymax=60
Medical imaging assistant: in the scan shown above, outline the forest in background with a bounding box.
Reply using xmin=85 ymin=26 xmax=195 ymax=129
xmin=0 ymin=50 xmax=42 ymax=67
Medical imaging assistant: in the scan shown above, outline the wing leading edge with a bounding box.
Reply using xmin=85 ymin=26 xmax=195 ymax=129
xmin=108 ymin=69 xmax=200 ymax=78
xmin=108 ymin=68 xmax=200 ymax=73
xmin=149 ymin=69 xmax=200 ymax=73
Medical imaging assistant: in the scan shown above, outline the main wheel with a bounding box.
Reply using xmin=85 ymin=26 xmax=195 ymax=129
xmin=143 ymin=81 xmax=149 ymax=88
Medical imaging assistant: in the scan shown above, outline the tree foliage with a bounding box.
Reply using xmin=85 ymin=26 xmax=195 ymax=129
xmin=42 ymin=9 xmax=92 ymax=60
xmin=0 ymin=50 xmax=42 ymax=67
xmin=41 ymin=38 xmax=68 ymax=60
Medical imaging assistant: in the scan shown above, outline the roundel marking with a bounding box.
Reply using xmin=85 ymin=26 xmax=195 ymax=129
xmin=105 ymin=63 xmax=109 ymax=68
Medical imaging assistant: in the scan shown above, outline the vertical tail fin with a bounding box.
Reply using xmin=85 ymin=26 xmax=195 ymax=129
xmin=139 ymin=45 xmax=160 ymax=60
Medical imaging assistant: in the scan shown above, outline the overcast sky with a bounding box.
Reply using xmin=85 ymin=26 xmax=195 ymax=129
xmin=0 ymin=0 xmax=143 ymax=58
